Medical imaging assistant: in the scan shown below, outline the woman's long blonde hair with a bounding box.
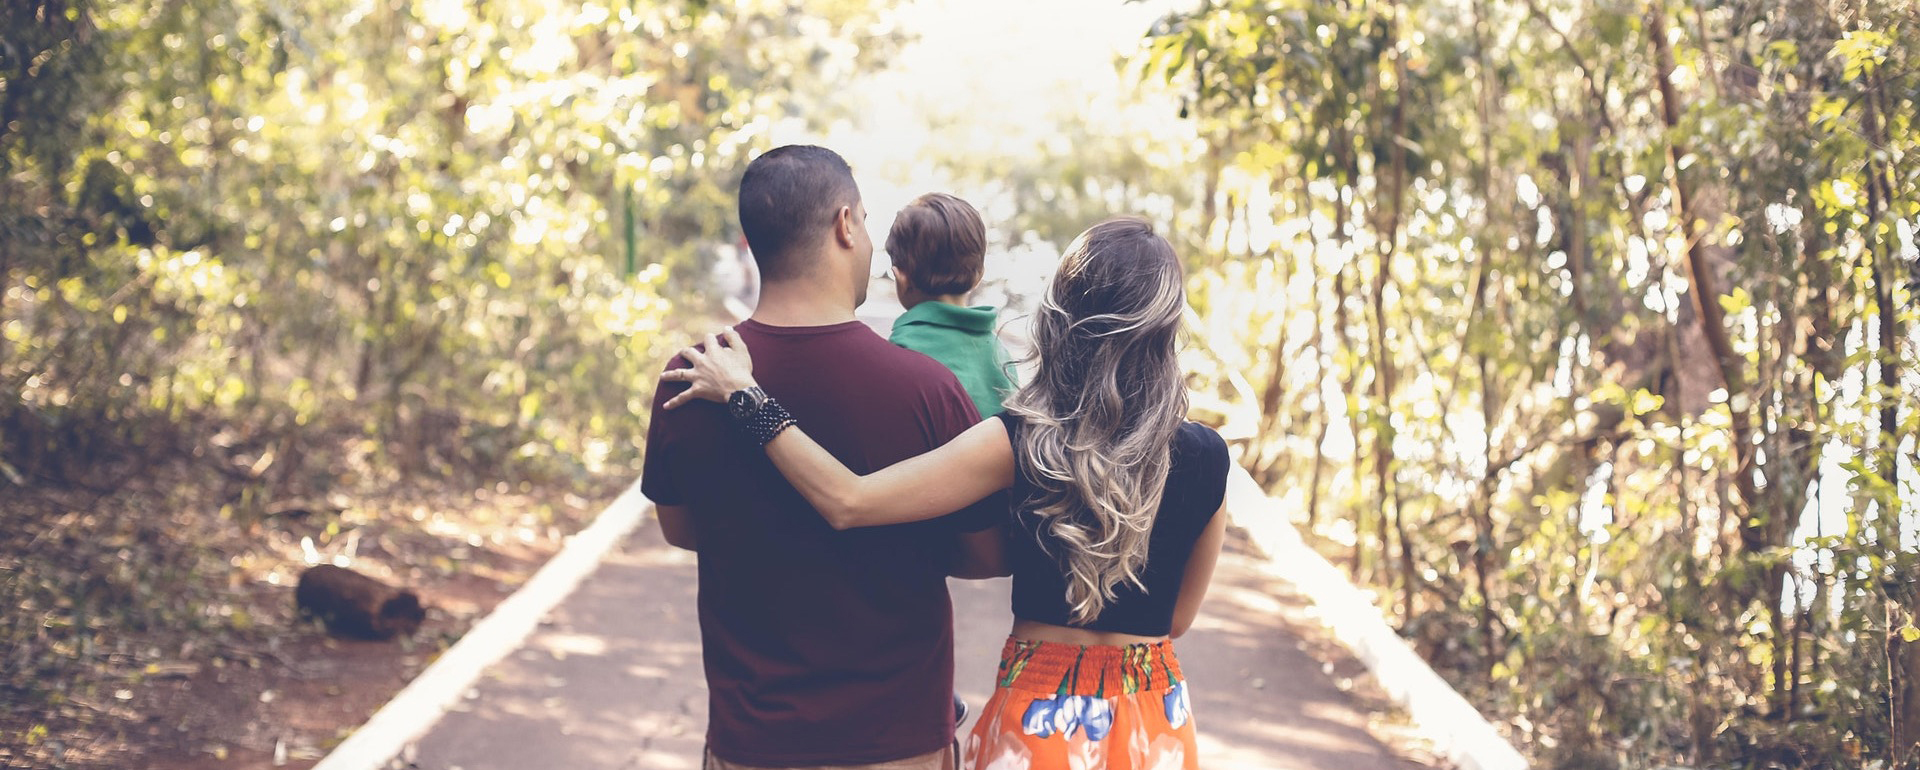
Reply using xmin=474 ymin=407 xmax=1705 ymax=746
xmin=1005 ymin=217 xmax=1188 ymax=624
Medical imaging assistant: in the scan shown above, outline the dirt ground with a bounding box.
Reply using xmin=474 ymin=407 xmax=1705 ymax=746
xmin=1 ymin=455 xmax=625 ymax=770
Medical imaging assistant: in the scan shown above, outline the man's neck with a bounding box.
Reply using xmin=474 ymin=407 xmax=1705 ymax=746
xmin=751 ymin=281 xmax=857 ymax=327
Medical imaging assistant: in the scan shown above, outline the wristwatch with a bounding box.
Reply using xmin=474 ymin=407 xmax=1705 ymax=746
xmin=727 ymin=386 xmax=770 ymax=421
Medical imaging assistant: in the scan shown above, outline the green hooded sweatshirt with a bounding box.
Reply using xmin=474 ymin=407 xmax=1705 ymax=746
xmin=889 ymin=301 xmax=1015 ymax=417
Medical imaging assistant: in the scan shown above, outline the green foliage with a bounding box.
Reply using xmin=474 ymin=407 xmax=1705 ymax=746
xmin=0 ymin=0 xmax=900 ymax=753
xmin=2 ymin=0 xmax=899 ymax=485
xmin=1127 ymin=0 xmax=1920 ymax=765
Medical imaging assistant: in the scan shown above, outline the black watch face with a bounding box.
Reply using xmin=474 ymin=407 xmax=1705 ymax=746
xmin=729 ymin=387 xmax=761 ymax=417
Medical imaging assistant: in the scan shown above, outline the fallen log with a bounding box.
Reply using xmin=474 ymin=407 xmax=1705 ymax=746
xmin=295 ymin=564 xmax=425 ymax=640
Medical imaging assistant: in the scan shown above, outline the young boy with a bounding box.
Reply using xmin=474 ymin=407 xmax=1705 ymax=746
xmin=886 ymin=191 xmax=1012 ymax=733
xmin=885 ymin=193 xmax=1014 ymax=417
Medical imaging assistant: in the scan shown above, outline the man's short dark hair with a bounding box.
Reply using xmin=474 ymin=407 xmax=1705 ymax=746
xmin=737 ymin=145 xmax=859 ymax=282
xmin=886 ymin=193 xmax=986 ymax=296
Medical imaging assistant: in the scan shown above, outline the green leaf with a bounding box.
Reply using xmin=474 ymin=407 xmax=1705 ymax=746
xmin=1766 ymin=40 xmax=1799 ymax=68
xmin=1717 ymin=287 xmax=1751 ymax=316
xmin=1630 ymin=389 xmax=1665 ymax=416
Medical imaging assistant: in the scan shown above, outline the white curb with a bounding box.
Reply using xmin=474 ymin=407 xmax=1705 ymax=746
xmin=1222 ymin=467 xmax=1529 ymax=770
xmin=311 ymin=478 xmax=654 ymax=770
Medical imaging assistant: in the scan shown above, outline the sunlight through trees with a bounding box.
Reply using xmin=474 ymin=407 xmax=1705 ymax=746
xmin=1117 ymin=1 xmax=1919 ymax=764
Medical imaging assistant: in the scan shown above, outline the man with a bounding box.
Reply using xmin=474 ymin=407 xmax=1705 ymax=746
xmin=643 ymin=145 xmax=1006 ymax=770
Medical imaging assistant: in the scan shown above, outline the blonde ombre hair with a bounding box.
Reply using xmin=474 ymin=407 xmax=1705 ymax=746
xmin=1005 ymin=217 xmax=1188 ymax=624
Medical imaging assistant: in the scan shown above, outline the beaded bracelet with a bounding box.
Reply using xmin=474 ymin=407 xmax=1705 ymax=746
xmin=738 ymin=396 xmax=798 ymax=447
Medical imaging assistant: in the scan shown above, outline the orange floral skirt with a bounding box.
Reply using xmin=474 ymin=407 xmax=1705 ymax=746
xmin=961 ymin=637 xmax=1198 ymax=770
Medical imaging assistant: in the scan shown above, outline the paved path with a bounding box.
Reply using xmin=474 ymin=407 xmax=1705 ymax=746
xmin=404 ymin=522 xmax=1427 ymax=770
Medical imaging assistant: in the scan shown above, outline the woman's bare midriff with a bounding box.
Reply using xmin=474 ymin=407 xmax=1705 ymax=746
xmin=1010 ymin=617 xmax=1167 ymax=647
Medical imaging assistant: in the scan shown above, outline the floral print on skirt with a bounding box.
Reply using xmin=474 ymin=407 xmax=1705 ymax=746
xmin=963 ymin=637 xmax=1198 ymax=770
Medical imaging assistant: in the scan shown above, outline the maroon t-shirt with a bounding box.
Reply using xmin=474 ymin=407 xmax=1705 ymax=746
xmin=642 ymin=318 xmax=1000 ymax=766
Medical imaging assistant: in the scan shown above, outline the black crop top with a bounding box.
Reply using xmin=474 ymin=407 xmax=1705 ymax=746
xmin=996 ymin=413 xmax=1231 ymax=637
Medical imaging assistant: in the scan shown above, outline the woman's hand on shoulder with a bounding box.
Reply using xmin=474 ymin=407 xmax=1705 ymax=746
xmin=661 ymin=326 xmax=757 ymax=409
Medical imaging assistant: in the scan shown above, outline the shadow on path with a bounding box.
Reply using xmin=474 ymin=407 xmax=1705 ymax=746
xmin=407 ymin=522 xmax=1428 ymax=769
xmin=1177 ymin=547 xmax=1428 ymax=770
xmin=407 ymin=525 xmax=704 ymax=770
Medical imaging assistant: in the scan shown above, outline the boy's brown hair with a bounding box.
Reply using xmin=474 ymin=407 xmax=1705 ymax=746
xmin=886 ymin=193 xmax=986 ymax=296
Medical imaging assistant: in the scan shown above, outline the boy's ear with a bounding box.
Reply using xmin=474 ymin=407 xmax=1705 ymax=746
xmin=890 ymin=265 xmax=911 ymax=291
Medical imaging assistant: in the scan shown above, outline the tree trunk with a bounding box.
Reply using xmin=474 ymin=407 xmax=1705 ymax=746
xmin=1333 ymin=261 xmax=1369 ymax=582
xmin=1253 ymin=241 xmax=1296 ymax=485
xmin=1862 ymin=62 xmax=1910 ymax=756
xmin=1301 ymin=187 xmax=1331 ymax=531
xmin=1469 ymin=0 xmax=1504 ymax=673
xmin=1863 ymin=67 xmax=1902 ymax=516
xmin=1649 ymin=2 xmax=1788 ymax=710
xmin=1330 ymin=122 xmax=1370 ymax=582
xmin=1375 ymin=0 xmax=1414 ymax=620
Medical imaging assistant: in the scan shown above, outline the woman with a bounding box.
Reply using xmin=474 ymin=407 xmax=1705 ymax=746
xmin=661 ymin=218 xmax=1230 ymax=770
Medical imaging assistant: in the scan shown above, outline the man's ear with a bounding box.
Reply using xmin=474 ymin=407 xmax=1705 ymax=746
xmin=834 ymin=206 xmax=856 ymax=248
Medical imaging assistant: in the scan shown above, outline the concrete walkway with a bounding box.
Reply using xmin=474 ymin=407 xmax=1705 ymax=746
xmin=403 ymin=522 xmax=1428 ymax=770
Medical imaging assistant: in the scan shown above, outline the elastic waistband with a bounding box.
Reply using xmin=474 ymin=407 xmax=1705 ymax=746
xmin=993 ymin=636 xmax=1184 ymax=697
